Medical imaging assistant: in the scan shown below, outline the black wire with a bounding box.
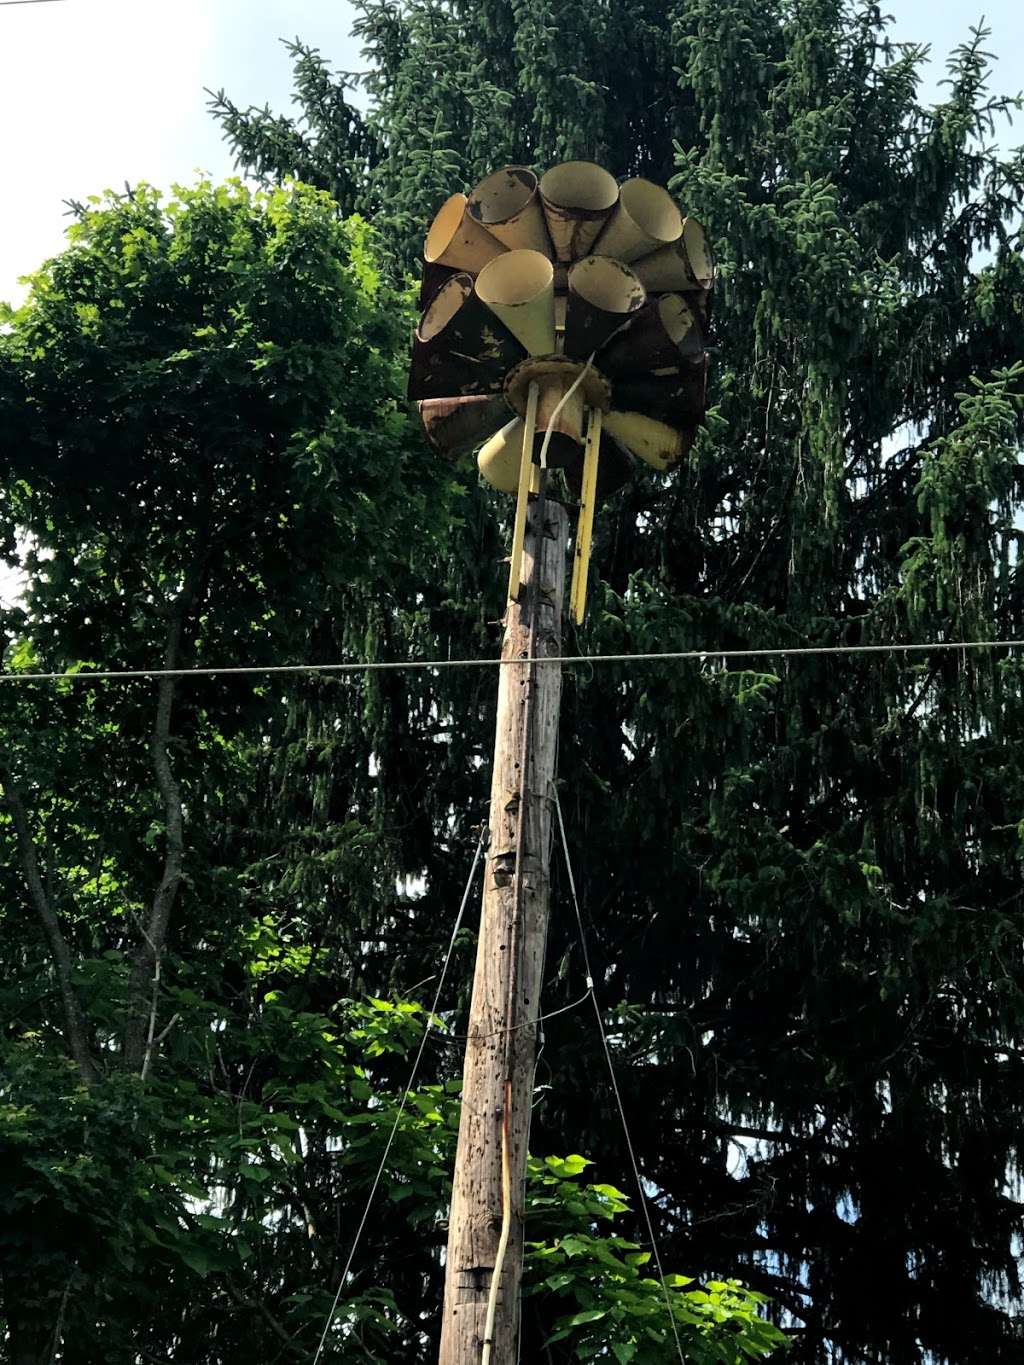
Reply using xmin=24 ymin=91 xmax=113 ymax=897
xmin=3 ymin=637 xmax=1020 ymax=686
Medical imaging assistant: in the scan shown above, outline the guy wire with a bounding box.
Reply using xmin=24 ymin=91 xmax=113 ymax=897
xmin=552 ymin=785 xmax=687 ymax=1365
xmin=311 ymin=823 xmax=485 ymax=1365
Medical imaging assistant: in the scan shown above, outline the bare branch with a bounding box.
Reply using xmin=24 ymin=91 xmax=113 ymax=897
xmin=124 ymin=563 xmax=205 ymax=1072
xmin=0 ymin=757 xmax=98 ymax=1085
xmin=224 ymin=1278 xmax=305 ymax=1359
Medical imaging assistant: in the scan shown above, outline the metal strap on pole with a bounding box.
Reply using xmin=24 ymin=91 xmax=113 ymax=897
xmin=570 ymin=405 xmax=602 ymax=624
xmin=508 ymin=380 xmax=540 ymax=602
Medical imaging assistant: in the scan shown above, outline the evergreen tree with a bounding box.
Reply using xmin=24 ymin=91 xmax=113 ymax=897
xmin=210 ymin=4 xmax=1024 ymax=1360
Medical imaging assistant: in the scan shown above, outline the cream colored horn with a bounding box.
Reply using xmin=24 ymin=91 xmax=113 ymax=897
xmin=603 ymin=410 xmax=690 ymax=472
xmin=468 ymin=167 xmax=552 ymax=256
xmin=475 ymin=249 xmax=556 ymax=355
xmin=425 ymin=192 xmax=508 ymax=273
xmin=539 ymin=161 xmax=619 ymax=262
xmin=631 ymin=217 xmax=715 ymax=292
xmin=593 ymin=178 xmax=683 ymax=263
xmin=477 ymin=418 xmax=526 ymax=492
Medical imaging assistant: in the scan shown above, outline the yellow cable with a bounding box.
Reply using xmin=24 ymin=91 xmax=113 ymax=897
xmin=481 ymin=1080 xmax=513 ymax=1365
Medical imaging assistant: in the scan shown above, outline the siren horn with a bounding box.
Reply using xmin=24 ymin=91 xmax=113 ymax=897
xmin=425 ymin=192 xmax=508 ymax=273
xmin=468 ymin=167 xmax=552 ymax=257
xmin=418 ymin=395 xmax=512 ymax=459
xmin=478 ymin=417 xmax=528 ymax=492
xmin=612 ymin=356 xmax=708 ymax=421
xmin=631 ymin=217 xmax=715 ymax=293
xmin=475 ymin=250 xmax=557 ymax=356
xmin=594 ymin=178 xmax=683 ymax=263
xmin=598 ymin=294 xmax=704 ymax=375
xmin=408 ymin=273 xmax=526 ymax=400
xmin=563 ymin=256 xmax=646 ymax=360
xmin=539 ymin=161 xmax=620 ymax=262
xmin=602 ymin=410 xmax=695 ymax=471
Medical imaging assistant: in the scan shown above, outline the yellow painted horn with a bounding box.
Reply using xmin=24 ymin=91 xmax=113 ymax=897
xmin=480 ymin=414 xmax=637 ymax=498
xmin=539 ymin=161 xmax=620 ymax=262
xmin=425 ymin=192 xmax=508 ymax=273
xmin=475 ymin=250 xmax=556 ymax=355
xmin=631 ymin=217 xmax=715 ymax=292
xmin=477 ymin=417 xmax=526 ymax=492
xmin=603 ymin=410 xmax=692 ymax=471
xmin=594 ymin=178 xmax=683 ymax=263
xmin=468 ymin=166 xmax=552 ymax=257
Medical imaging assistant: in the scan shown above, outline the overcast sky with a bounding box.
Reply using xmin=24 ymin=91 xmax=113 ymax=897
xmin=1 ymin=0 xmax=1021 ymax=306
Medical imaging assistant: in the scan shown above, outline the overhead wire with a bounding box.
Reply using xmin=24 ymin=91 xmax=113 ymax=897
xmin=1 ymin=636 xmax=1022 ymax=684
xmin=310 ymin=824 xmax=485 ymax=1365
xmin=552 ymin=783 xmax=687 ymax=1365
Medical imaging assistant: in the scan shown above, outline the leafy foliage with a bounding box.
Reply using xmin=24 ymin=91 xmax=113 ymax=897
xmin=3 ymin=0 xmax=1024 ymax=1360
xmin=0 ymin=180 xmax=781 ymax=1361
xmin=528 ymin=1156 xmax=783 ymax=1362
xmin=207 ymin=6 xmax=1024 ymax=1362
xmin=0 ymin=179 xmax=440 ymax=1360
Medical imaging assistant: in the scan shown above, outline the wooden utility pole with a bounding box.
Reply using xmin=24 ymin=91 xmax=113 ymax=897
xmin=439 ymin=490 xmax=568 ymax=1365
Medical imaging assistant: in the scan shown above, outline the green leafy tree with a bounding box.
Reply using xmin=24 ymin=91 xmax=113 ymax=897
xmin=0 ymin=178 xmax=443 ymax=1361
xmin=528 ymin=1155 xmax=783 ymax=1362
xmin=210 ymin=4 xmax=1024 ymax=1361
xmin=0 ymin=180 xmax=782 ymax=1361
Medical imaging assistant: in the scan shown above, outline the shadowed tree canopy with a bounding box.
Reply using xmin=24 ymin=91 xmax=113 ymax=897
xmin=209 ymin=3 xmax=1024 ymax=1361
xmin=1 ymin=0 xmax=1023 ymax=1360
xmin=0 ymin=182 xmax=785 ymax=1362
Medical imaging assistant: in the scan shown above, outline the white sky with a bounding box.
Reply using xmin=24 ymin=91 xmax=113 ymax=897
xmin=0 ymin=0 xmax=1021 ymax=306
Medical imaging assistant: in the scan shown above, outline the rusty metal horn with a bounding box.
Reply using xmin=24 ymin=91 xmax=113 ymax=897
xmin=408 ymin=273 xmax=526 ymax=400
xmin=468 ymin=166 xmax=552 ymax=257
xmin=563 ymin=256 xmax=646 ymax=361
xmin=417 ymin=395 xmax=510 ymax=460
xmin=539 ymin=161 xmax=620 ymax=263
xmin=611 ymin=355 xmax=708 ymax=422
xmin=596 ymin=294 xmax=705 ymax=375
xmin=419 ymin=260 xmax=462 ymax=308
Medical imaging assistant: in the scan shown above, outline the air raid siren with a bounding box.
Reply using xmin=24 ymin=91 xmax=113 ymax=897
xmin=408 ymin=163 xmax=715 ymax=623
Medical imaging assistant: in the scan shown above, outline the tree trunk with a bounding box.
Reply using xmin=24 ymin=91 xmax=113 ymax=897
xmin=439 ymin=493 xmax=568 ymax=1364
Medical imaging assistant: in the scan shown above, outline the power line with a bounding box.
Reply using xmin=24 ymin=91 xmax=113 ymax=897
xmin=0 ymin=1 xmax=68 ymax=7
xmin=0 ymin=637 xmax=1021 ymax=685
